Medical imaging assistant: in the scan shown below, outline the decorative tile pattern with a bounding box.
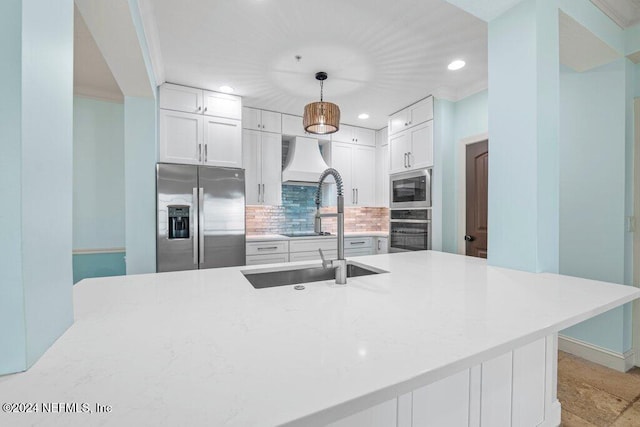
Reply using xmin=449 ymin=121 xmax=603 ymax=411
xmin=246 ymin=185 xmax=389 ymax=235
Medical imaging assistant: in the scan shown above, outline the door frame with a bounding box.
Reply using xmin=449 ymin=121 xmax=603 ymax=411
xmin=633 ymin=98 xmax=640 ymax=367
xmin=456 ymin=132 xmax=489 ymax=255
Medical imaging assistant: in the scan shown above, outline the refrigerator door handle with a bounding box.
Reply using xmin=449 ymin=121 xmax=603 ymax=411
xmin=204 ymin=144 xmax=208 ymax=163
xmin=192 ymin=187 xmax=198 ymax=265
xmin=198 ymin=144 xmax=202 ymax=162
xmin=199 ymin=187 xmax=205 ymax=264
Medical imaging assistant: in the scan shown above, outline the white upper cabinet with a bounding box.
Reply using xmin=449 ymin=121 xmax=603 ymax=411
xmin=159 ymin=83 xmax=242 ymax=119
xmin=203 ymin=116 xmax=243 ymax=168
xmin=375 ymin=127 xmax=390 ymax=207
xmin=159 ymin=110 xmax=203 ymax=165
xmin=243 ymin=108 xmax=282 ymax=133
xmin=388 ymin=96 xmax=433 ymax=136
xmin=332 ymin=124 xmax=375 ymax=146
xmin=159 ymin=83 xmax=243 ymax=167
xmin=203 ymin=91 xmax=242 ymax=120
xmin=389 ymin=121 xmax=433 ymax=174
xmin=330 ymin=142 xmax=375 ymax=207
xmin=242 ymin=130 xmax=282 ymax=205
xmin=160 ymin=84 xmax=203 ymax=114
xmin=281 ymin=114 xmax=330 ymax=140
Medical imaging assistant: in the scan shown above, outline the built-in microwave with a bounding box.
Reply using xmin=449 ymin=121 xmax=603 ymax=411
xmin=389 ymin=168 xmax=432 ymax=209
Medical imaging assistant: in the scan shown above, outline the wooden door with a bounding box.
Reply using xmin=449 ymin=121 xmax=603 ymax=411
xmin=465 ymin=140 xmax=488 ymax=258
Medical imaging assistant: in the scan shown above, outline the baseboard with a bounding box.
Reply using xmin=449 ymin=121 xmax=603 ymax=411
xmin=538 ymin=400 xmax=561 ymax=427
xmin=558 ymin=335 xmax=635 ymax=372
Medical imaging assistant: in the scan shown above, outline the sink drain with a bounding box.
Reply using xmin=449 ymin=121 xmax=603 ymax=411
xmin=293 ymin=285 xmax=305 ymax=290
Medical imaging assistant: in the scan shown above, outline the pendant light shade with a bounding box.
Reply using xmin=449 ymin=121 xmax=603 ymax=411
xmin=303 ymin=72 xmax=340 ymax=135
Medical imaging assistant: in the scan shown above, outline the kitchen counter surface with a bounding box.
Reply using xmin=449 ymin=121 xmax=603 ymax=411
xmin=246 ymin=231 xmax=389 ymax=241
xmin=1 ymin=251 xmax=638 ymax=426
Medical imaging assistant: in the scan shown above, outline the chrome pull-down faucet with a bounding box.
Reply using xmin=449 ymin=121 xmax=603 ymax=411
xmin=314 ymin=168 xmax=347 ymax=285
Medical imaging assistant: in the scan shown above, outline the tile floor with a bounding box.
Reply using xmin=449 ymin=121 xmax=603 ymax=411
xmin=559 ymin=351 xmax=640 ymax=426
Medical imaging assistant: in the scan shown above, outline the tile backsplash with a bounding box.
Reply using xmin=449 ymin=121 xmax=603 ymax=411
xmin=246 ymin=185 xmax=389 ymax=235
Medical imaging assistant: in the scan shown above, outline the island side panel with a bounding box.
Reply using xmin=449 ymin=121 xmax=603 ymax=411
xmin=324 ymin=334 xmax=561 ymax=427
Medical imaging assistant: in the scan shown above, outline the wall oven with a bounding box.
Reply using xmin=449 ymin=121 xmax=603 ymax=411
xmin=390 ymin=168 xmax=432 ymax=209
xmin=389 ymin=209 xmax=431 ymax=252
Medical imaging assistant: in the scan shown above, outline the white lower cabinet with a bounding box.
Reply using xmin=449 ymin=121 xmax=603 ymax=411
xmin=290 ymin=250 xmax=338 ymax=262
xmin=325 ymin=336 xmax=559 ymax=427
xmin=376 ymin=237 xmax=389 ymax=254
xmin=245 ymin=241 xmax=289 ymax=265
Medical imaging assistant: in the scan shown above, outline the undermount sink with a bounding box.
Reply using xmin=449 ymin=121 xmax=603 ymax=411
xmin=242 ymin=262 xmax=388 ymax=289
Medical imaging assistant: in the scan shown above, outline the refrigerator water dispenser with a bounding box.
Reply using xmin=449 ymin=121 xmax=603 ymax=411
xmin=168 ymin=206 xmax=190 ymax=239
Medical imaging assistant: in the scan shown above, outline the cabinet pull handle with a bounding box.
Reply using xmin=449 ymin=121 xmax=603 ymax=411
xmin=407 ymin=152 xmax=411 ymax=168
xmin=204 ymin=144 xmax=208 ymax=163
xmin=204 ymin=106 xmax=208 ymax=113
xmin=403 ymin=152 xmax=407 ymax=168
xmin=199 ymin=144 xmax=202 ymax=162
xmin=352 ymin=189 xmax=355 ymax=203
xmin=258 ymin=184 xmax=261 ymax=203
xmin=356 ymin=188 xmax=359 ymax=204
xmin=262 ymin=184 xmax=265 ymax=203
xmin=257 ymin=246 xmax=279 ymax=251
xmin=350 ymin=241 xmax=366 ymax=245
xmin=197 ymin=106 xmax=202 ymax=112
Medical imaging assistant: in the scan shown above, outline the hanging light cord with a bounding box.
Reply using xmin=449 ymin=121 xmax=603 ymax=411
xmin=320 ymin=79 xmax=324 ymax=102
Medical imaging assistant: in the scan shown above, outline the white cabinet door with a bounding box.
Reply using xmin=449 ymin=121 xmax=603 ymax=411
xmin=261 ymin=132 xmax=282 ymax=205
xmin=159 ymin=110 xmax=202 ymax=164
xmin=389 ymin=109 xmax=408 ymax=136
xmin=389 ymin=131 xmax=411 ymax=174
xmin=246 ymin=254 xmax=289 ymax=265
xmin=354 ymin=127 xmax=375 ymax=146
xmin=203 ymin=117 xmax=242 ymax=168
xmin=159 ymin=84 xmax=202 ymax=114
xmin=376 ymin=142 xmax=390 ymax=207
xmin=331 ymin=143 xmax=354 ymax=206
xmin=376 ymin=237 xmax=389 ymax=254
xmin=260 ymin=110 xmax=282 ymax=134
xmin=281 ymin=114 xmax=301 ymax=136
xmin=408 ymin=121 xmax=433 ymax=169
xmin=332 ymin=124 xmax=355 ymax=143
xmin=203 ymin=91 xmax=242 ymax=120
xmin=407 ymin=96 xmax=434 ymax=127
xmin=242 ymin=130 xmax=261 ymax=205
xmin=353 ymin=146 xmax=376 ymax=206
xmin=242 ymin=107 xmax=261 ymax=131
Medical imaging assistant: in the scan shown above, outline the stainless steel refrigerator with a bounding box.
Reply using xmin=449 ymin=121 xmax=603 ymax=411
xmin=156 ymin=163 xmax=245 ymax=272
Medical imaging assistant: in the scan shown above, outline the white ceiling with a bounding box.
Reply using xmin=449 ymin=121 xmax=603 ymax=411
xmin=591 ymin=0 xmax=640 ymax=28
xmin=140 ymin=0 xmax=488 ymax=129
xmin=74 ymin=6 xmax=123 ymax=102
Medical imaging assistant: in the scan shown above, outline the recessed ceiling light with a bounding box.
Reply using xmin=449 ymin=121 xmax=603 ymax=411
xmin=448 ymin=60 xmax=466 ymax=71
xmin=219 ymin=85 xmax=235 ymax=93
xmin=358 ymin=113 xmax=370 ymax=120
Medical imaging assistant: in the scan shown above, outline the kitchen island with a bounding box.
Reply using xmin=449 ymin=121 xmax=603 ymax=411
xmin=1 ymin=251 xmax=638 ymax=426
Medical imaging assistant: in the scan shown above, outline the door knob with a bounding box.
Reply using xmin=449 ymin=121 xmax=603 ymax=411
xmin=464 ymin=235 xmax=475 ymax=242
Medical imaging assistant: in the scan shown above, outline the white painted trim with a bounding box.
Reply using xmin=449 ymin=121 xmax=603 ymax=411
xmin=137 ymin=0 xmax=165 ymax=86
xmin=73 ymin=248 xmax=126 ymax=255
xmin=456 ymin=132 xmax=489 ymax=255
xmin=74 ymin=87 xmax=124 ymax=103
xmin=633 ymin=97 xmax=640 ymax=367
xmin=558 ymin=335 xmax=636 ymax=372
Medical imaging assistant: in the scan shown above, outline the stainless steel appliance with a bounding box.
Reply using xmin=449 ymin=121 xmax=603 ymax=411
xmin=389 ymin=209 xmax=431 ymax=252
xmin=157 ymin=163 xmax=245 ymax=272
xmin=390 ymin=168 xmax=432 ymax=209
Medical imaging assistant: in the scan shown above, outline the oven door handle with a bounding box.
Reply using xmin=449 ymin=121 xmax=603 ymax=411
xmin=390 ymin=219 xmax=430 ymax=224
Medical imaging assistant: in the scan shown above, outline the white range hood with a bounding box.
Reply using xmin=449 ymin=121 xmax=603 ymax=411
xmin=282 ymin=137 xmax=330 ymax=184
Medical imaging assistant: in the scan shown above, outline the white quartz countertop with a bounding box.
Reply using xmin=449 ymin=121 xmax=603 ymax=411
xmin=1 ymin=251 xmax=638 ymax=427
xmin=246 ymin=231 xmax=389 ymax=241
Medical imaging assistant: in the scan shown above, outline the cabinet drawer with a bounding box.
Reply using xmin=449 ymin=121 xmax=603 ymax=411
xmin=344 ymin=237 xmax=373 ymax=249
xmin=246 ymin=241 xmax=289 ymax=255
xmin=289 ymin=250 xmax=337 ymax=262
xmin=246 ymin=254 xmax=289 ymax=266
xmin=345 ymin=248 xmax=374 ymax=257
xmin=289 ymin=239 xmax=337 ymax=253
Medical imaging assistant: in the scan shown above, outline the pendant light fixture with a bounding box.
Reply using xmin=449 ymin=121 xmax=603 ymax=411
xmin=303 ymin=72 xmax=340 ymax=135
